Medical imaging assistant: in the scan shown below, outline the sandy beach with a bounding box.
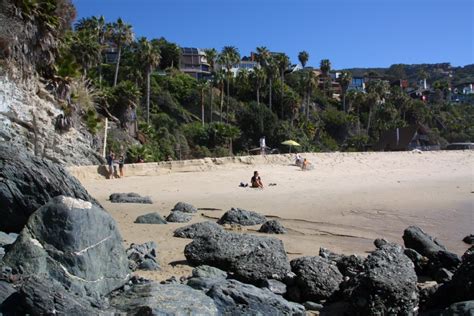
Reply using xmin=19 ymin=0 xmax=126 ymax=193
xmin=79 ymin=151 xmax=473 ymax=282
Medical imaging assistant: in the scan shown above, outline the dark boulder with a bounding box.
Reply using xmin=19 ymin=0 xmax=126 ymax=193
xmin=303 ymin=301 xmax=324 ymax=311
xmin=3 ymin=196 xmax=130 ymax=302
xmin=192 ymin=265 xmax=228 ymax=279
xmin=258 ymin=220 xmax=287 ymax=234
xmin=0 ymin=280 xmax=18 ymax=314
xmin=109 ymin=192 xmax=152 ymax=204
xmin=171 ymin=202 xmax=197 ymax=213
xmin=173 ymin=221 xmax=223 ymax=239
xmin=404 ymin=248 xmax=430 ymax=276
xmin=336 ymin=254 xmax=365 ymax=278
xmin=217 ymin=207 xmax=267 ymax=226
xmin=184 ymin=232 xmax=290 ymax=283
xmin=166 ymin=210 xmax=192 ymax=223
xmin=463 ymin=234 xmax=474 ymax=245
xmin=134 ymin=212 xmax=167 ymax=224
xmin=0 ymin=144 xmax=100 ymax=233
xmin=341 ymin=243 xmax=418 ymax=315
xmin=434 ymin=268 xmax=453 ymax=283
xmin=126 ymin=241 xmax=160 ymax=271
xmin=109 ymin=282 xmax=219 ymax=315
xmin=204 ymin=279 xmax=305 ymax=315
xmin=290 ymin=256 xmax=343 ymax=302
xmin=319 ymin=247 xmax=343 ymax=262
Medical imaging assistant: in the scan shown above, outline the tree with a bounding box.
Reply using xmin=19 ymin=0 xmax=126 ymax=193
xmin=255 ymin=46 xmax=276 ymax=111
xmin=275 ymin=53 xmax=290 ymax=117
xmin=320 ymin=59 xmax=331 ymax=77
xmin=197 ymin=80 xmax=209 ymax=126
xmin=365 ymin=79 xmax=390 ymax=134
xmin=298 ymin=51 xmax=309 ymax=68
xmin=214 ymin=69 xmax=226 ymax=122
xmin=204 ymin=48 xmax=218 ymax=122
xmin=305 ymin=70 xmax=317 ymax=119
xmin=338 ymin=71 xmax=352 ymax=112
xmin=250 ymin=67 xmax=266 ymax=106
xmin=137 ymin=37 xmax=161 ymax=124
xmin=111 ymin=18 xmax=134 ymax=87
xmin=151 ymin=37 xmax=180 ymax=69
xmin=218 ymin=46 xmax=240 ymax=121
xmin=70 ymin=29 xmax=101 ymax=76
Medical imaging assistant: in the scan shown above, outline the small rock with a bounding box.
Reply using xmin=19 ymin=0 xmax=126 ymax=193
xmin=319 ymin=247 xmax=343 ymax=262
xmin=134 ymin=212 xmax=167 ymax=224
xmin=217 ymin=207 xmax=267 ymax=226
xmin=166 ymin=211 xmax=192 ymax=223
xmin=258 ymin=220 xmax=287 ymax=234
xmin=171 ymin=202 xmax=197 ymax=213
xmin=0 ymin=232 xmax=18 ymax=247
xmin=303 ymin=301 xmax=324 ymax=311
xmin=261 ymin=279 xmax=287 ymax=295
xmin=192 ymin=265 xmax=227 ymax=279
xmin=126 ymin=241 xmax=159 ymax=271
xmin=374 ymin=238 xmax=389 ymax=248
xmin=109 ymin=193 xmax=152 ymax=204
xmin=174 ymin=222 xmax=223 ymax=239
xmin=463 ymin=234 xmax=474 ymax=245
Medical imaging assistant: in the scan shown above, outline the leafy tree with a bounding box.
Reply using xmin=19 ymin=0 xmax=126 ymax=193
xmin=298 ymin=51 xmax=309 ymax=68
xmin=70 ymin=29 xmax=101 ymax=76
xmin=250 ymin=66 xmax=267 ymax=106
xmin=320 ymin=59 xmax=331 ymax=77
xmin=275 ymin=53 xmax=290 ymax=117
xmin=204 ymin=48 xmax=218 ymax=122
xmin=338 ymin=71 xmax=352 ymax=112
xmin=110 ymin=18 xmax=134 ymax=87
xmin=151 ymin=37 xmax=180 ymax=69
xmin=218 ymin=46 xmax=240 ymax=121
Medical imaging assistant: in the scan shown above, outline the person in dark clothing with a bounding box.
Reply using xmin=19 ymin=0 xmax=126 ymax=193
xmin=251 ymin=171 xmax=264 ymax=188
xmin=118 ymin=155 xmax=125 ymax=178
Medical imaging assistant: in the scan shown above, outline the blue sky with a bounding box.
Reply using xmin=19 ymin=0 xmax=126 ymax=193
xmin=73 ymin=0 xmax=473 ymax=69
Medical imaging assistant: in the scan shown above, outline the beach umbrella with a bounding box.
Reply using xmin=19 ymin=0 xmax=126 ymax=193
xmin=281 ymin=140 xmax=301 ymax=153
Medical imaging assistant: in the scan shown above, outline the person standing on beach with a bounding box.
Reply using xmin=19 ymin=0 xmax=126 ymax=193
xmin=107 ymin=151 xmax=115 ymax=179
xmin=118 ymin=155 xmax=125 ymax=178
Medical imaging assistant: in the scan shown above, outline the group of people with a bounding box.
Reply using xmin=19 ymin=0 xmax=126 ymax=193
xmin=295 ymin=153 xmax=312 ymax=170
xmin=106 ymin=151 xmax=125 ymax=179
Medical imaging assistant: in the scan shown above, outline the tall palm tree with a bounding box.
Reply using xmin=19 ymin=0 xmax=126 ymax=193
xmin=365 ymin=79 xmax=389 ymax=134
xmin=251 ymin=67 xmax=267 ymax=106
xmin=275 ymin=53 xmax=290 ymax=117
xmin=204 ymin=48 xmax=218 ymax=122
xmin=71 ymin=29 xmax=101 ymax=76
xmin=218 ymin=46 xmax=240 ymax=122
xmin=112 ymin=18 xmax=134 ymax=87
xmin=255 ymin=47 xmax=278 ymax=111
xmin=138 ymin=37 xmax=161 ymax=124
xmin=214 ymin=69 xmax=226 ymax=122
xmin=298 ymin=51 xmax=309 ymax=68
xmin=305 ymin=70 xmax=317 ymax=119
xmin=338 ymin=71 xmax=352 ymax=112
xmin=320 ymin=59 xmax=331 ymax=77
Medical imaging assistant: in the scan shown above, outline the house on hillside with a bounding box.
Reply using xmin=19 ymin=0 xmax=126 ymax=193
xmin=179 ymin=47 xmax=211 ymax=79
xmin=374 ymin=124 xmax=438 ymax=151
xmin=348 ymin=77 xmax=366 ymax=92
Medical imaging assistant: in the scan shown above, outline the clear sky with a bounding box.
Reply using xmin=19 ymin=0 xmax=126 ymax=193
xmin=73 ymin=0 xmax=473 ymax=69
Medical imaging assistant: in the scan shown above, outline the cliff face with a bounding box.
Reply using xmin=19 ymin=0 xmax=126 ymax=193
xmin=0 ymin=74 xmax=104 ymax=165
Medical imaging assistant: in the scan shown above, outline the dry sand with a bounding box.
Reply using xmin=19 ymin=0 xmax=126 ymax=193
xmin=79 ymin=151 xmax=473 ymax=282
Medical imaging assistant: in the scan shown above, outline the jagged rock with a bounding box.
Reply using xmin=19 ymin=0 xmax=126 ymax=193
xmin=303 ymin=301 xmax=324 ymax=311
xmin=110 ymin=283 xmax=219 ymax=315
xmin=171 ymin=202 xmax=197 ymax=213
xmin=261 ymin=279 xmax=287 ymax=295
xmin=442 ymin=301 xmax=474 ymax=315
xmin=290 ymin=256 xmax=343 ymax=302
xmin=434 ymin=268 xmax=453 ymax=283
xmin=217 ymin=207 xmax=267 ymax=226
xmin=0 ymin=247 xmax=4 ymax=260
xmin=126 ymin=242 xmax=159 ymax=271
xmin=374 ymin=238 xmax=389 ymax=248
xmin=184 ymin=232 xmax=290 ymax=283
xmin=258 ymin=220 xmax=287 ymax=234
xmin=0 ymin=280 xmax=17 ymax=313
xmin=0 ymin=232 xmax=18 ymax=247
xmin=0 ymin=144 xmax=101 ymax=233
xmin=404 ymin=248 xmax=430 ymax=276
xmin=173 ymin=221 xmax=223 ymax=239
xmin=319 ymin=247 xmax=343 ymax=262
xmin=418 ymin=281 xmax=440 ymax=310
xmin=192 ymin=265 xmax=228 ymax=279
xmin=403 ymin=226 xmax=461 ymax=273
xmin=463 ymin=234 xmax=474 ymax=245
xmin=341 ymin=243 xmax=418 ymax=315
xmin=187 ymin=277 xmax=224 ymax=292
xmin=3 ymin=196 xmax=130 ymax=302
xmin=336 ymin=254 xmax=365 ymax=278
xmin=204 ymin=279 xmax=305 ymax=315
xmin=166 ymin=211 xmax=192 ymax=223
xmin=109 ymin=192 xmax=152 ymax=204
xmin=134 ymin=212 xmax=167 ymax=224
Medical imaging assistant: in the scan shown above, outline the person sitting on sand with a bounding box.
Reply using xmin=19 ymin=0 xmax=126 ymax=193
xmin=301 ymin=158 xmax=310 ymax=170
xmin=251 ymin=171 xmax=264 ymax=188
xmin=295 ymin=153 xmax=303 ymax=167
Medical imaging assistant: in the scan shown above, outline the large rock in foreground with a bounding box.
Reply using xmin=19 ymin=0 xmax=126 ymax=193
xmin=3 ymin=196 xmax=130 ymax=301
xmin=217 ymin=208 xmax=267 ymax=226
xmin=0 ymin=144 xmax=100 ymax=232
xmin=184 ymin=232 xmax=290 ymax=283
xmin=110 ymin=283 xmax=219 ymax=315
xmin=173 ymin=221 xmax=223 ymax=239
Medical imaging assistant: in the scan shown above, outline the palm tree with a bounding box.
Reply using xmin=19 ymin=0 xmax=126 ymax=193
xmin=298 ymin=51 xmax=309 ymax=68
xmin=320 ymin=59 xmax=331 ymax=77
xmin=365 ymin=79 xmax=389 ymax=134
xmin=138 ymin=37 xmax=161 ymax=124
xmin=71 ymin=29 xmax=101 ymax=76
xmin=214 ymin=69 xmax=226 ymax=122
xmin=197 ymin=80 xmax=209 ymax=126
xmin=111 ymin=18 xmax=134 ymax=87
xmin=275 ymin=53 xmax=290 ymax=117
xmin=255 ymin=47 xmax=278 ymax=111
xmin=251 ymin=67 xmax=267 ymax=106
xmin=338 ymin=71 xmax=352 ymax=112
xmin=305 ymin=70 xmax=317 ymax=119
xmin=218 ymin=46 xmax=240 ymax=122
xmin=204 ymin=48 xmax=218 ymax=122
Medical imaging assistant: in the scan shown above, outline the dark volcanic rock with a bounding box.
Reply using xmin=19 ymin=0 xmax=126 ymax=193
xmin=134 ymin=212 xmax=167 ymax=224
xmin=463 ymin=234 xmax=474 ymax=245
xmin=166 ymin=210 xmax=192 ymax=223
xmin=290 ymin=256 xmax=343 ymax=302
xmin=109 ymin=192 xmax=152 ymax=204
xmin=342 ymin=243 xmax=418 ymax=315
xmin=205 ymin=279 xmax=305 ymax=315
xmin=126 ymin=241 xmax=160 ymax=271
xmin=217 ymin=207 xmax=267 ymax=226
xmin=192 ymin=265 xmax=228 ymax=279
xmin=171 ymin=202 xmax=197 ymax=213
xmin=3 ymin=196 xmax=130 ymax=302
xmin=173 ymin=221 xmax=223 ymax=239
xmin=0 ymin=280 xmax=17 ymax=313
xmin=336 ymin=254 xmax=365 ymax=278
xmin=434 ymin=268 xmax=453 ymax=283
xmin=258 ymin=220 xmax=287 ymax=234
xmin=184 ymin=232 xmax=290 ymax=283
xmin=319 ymin=247 xmax=343 ymax=262
xmin=110 ymin=282 xmax=218 ymax=315
xmin=404 ymin=248 xmax=430 ymax=275
xmin=0 ymin=144 xmax=100 ymax=233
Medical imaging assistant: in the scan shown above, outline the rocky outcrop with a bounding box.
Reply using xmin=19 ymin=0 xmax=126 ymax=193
xmin=109 ymin=192 xmax=152 ymax=204
xmin=184 ymin=232 xmax=290 ymax=283
xmin=166 ymin=210 xmax=192 ymax=223
xmin=0 ymin=144 xmax=101 ymax=232
xmin=192 ymin=265 xmax=228 ymax=280
xmin=217 ymin=207 xmax=267 ymax=226
xmin=134 ymin=212 xmax=167 ymax=224
xmin=258 ymin=220 xmax=287 ymax=234
xmin=173 ymin=221 xmax=223 ymax=239
xmin=3 ymin=196 xmax=130 ymax=303
xmin=126 ymin=242 xmax=160 ymax=271
xmin=171 ymin=202 xmax=197 ymax=213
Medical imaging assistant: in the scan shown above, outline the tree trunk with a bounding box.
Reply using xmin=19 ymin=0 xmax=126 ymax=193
xmin=226 ymin=76 xmax=230 ymax=123
xmin=342 ymin=92 xmax=346 ymax=112
xmin=280 ymin=73 xmax=284 ymax=119
xmin=220 ymin=85 xmax=224 ymax=122
xmin=209 ymin=86 xmax=213 ymax=123
xmin=257 ymin=87 xmax=260 ymax=106
xmin=269 ymin=78 xmax=272 ymax=111
xmin=146 ymin=69 xmax=150 ymax=125
xmin=367 ymin=107 xmax=372 ymax=135
xmin=113 ymin=44 xmax=122 ymax=87
xmin=201 ymin=87 xmax=205 ymax=126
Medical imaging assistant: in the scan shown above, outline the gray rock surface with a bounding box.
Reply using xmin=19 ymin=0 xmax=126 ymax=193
xmin=166 ymin=211 xmax=192 ymax=223
xmin=126 ymin=242 xmax=160 ymax=271
xmin=261 ymin=279 xmax=287 ymax=295
xmin=3 ymin=196 xmax=130 ymax=302
xmin=303 ymin=301 xmax=324 ymax=311
xmin=173 ymin=221 xmax=223 ymax=239
xmin=109 ymin=192 xmax=152 ymax=204
xmin=134 ymin=212 xmax=167 ymax=224
xmin=336 ymin=254 xmax=365 ymax=278
xmin=192 ymin=265 xmax=228 ymax=279
xmin=204 ymin=279 xmax=305 ymax=315
xmin=171 ymin=202 xmax=197 ymax=213
xmin=341 ymin=243 xmax=418 ymax=315
xmin=290 ymin=256 xmax=343 ymax=302
xmin=110 ymin=283 xmax=219 ymax=315
xmin=258 ymin=220 xmax=287 ymax=234
xmin=0 ymin=280 xmax=17 ymax=313
xmin=217 ymin=207 xmax=267 ymax=226
xmin=0 ymin=233 xmax=18 ymax=247
xmin=0 ymin=144 xmax=101 ymax=233
xmin=184 ymin=232 xmax=290 ymax=283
